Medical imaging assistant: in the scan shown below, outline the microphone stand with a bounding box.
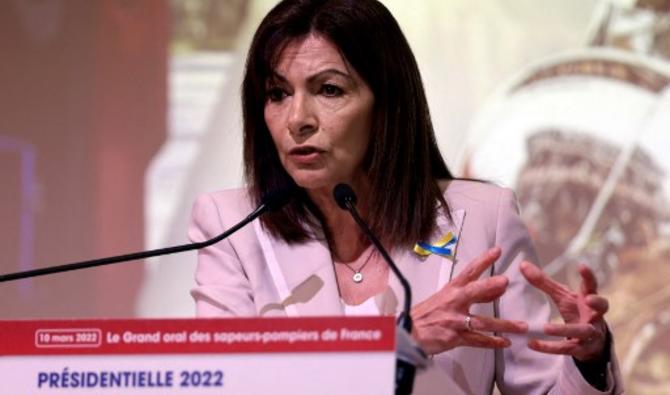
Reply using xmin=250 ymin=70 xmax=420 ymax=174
xmin=333 ymin=184 xmax=416 ymax=395
xmin=0 ymin=190 xmax=292 ymax=283
xmin=338 ymin=199 xmax=413 ymax=331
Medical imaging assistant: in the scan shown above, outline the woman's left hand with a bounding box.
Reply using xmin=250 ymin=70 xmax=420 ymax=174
xmin=519 ymin=261 xmax=609 ymax=362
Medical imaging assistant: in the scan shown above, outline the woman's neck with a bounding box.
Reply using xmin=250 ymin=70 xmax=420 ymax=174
xmin=306 ymin=178 xmax=371 ymax=262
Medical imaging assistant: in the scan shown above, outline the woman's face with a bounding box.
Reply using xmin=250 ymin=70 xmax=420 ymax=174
xmin=264 ymin=33 xmax=374 ymax=193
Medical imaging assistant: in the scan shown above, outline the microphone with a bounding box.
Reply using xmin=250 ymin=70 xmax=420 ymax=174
xmin=0 ymin=188 xmax=294 ymax=283
xmin=333 ymin=183 xmax=413 ymax=329
xmin=333 ymin=183 xmax=417 ymax=395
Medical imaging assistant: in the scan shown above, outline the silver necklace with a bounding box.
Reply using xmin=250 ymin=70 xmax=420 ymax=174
xmin=340 ymin=248 xmax=375 ymax=284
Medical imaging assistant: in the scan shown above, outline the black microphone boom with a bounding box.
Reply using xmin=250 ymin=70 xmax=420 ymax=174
xmin=333 ymin=183 xmax=412 ymax=329
xmin=333 ymin=183 xmax=416 ymax=395
xmin=0 ymin=188 xmax=293 ymax=283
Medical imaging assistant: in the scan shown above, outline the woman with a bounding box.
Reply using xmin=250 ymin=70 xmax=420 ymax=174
xmin=190 ymin=0 xmax=622 ymax=393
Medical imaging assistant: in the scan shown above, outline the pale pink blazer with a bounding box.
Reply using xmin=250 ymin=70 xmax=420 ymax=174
xmin=190 ymin=180 xmax=622 ymax=395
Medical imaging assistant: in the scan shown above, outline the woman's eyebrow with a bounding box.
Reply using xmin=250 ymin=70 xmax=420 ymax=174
xmin=306 ymin=68 xmax=353 ymax=84
xmin=268 ymin=72 xmax=287 ymax=84
xmin=269 ymin=68 xmax=354 ymax=84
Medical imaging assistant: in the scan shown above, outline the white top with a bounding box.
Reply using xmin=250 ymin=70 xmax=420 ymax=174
xmin=342 ymin=296 xmax=381 ymax=316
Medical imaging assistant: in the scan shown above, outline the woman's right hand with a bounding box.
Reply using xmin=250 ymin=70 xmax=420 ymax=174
xmin=411 ymin=247 xmax=528 ymax=355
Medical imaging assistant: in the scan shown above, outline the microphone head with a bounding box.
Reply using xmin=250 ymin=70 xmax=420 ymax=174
xmin=261 ymin=187 xmax=294 ymax=211
xmin=333 ymin=183 xmax=357 ymax=210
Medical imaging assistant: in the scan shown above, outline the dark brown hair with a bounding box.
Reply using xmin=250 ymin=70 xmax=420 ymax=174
xmin=242 ymin=0 xmax=453 ymax=247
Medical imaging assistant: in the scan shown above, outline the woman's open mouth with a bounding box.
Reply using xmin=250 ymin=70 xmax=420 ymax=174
xmin=288 ymin=146 xmax=324 ymax=163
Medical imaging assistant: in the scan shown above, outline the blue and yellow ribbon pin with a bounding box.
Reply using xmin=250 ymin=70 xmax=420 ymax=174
xmin=414 ymin=232 xmax=457 ymax=258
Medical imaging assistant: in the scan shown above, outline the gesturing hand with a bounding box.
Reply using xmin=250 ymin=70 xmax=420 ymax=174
xmin=411 ymin=247 xmax=528 ymax=355
xmin=519 ymin=261 xmax=609 ymax=362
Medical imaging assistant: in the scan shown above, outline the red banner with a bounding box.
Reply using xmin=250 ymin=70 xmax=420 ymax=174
xmin=0 ymin=317 xmax=395 ymax=356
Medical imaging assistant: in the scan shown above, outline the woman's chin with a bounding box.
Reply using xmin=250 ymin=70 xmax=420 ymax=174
xmin=289 ymin=168 xmax=365 ymax=194
xmin=293 ymin=178 xmax=331 ymax=191
xmin=290 ymin=172 xmax=336 ymax=191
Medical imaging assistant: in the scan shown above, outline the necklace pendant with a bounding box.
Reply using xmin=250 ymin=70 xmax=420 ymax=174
xmin=352 ymin=272 xmax=364 ymax=283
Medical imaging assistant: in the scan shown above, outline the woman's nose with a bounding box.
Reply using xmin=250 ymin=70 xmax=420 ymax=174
xmin=287 ymin=93 xmax=317 ymax=138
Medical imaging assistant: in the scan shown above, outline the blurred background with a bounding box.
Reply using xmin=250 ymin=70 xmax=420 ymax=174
xmin=0 ymin=0 xmax=668 ymax=393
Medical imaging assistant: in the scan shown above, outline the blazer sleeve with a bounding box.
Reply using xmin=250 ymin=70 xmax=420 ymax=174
xmin=189 ymin=193 xmax=257 ymax=317
xmin=492 ymin=188 xmax=623 ymax=395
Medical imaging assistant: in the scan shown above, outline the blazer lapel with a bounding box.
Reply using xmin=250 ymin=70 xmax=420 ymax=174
xmin=254 ymin=221 xmax=342 ymax=317
xmin=254 ymin=207 xmax=466 ymax=316
xmin=387 ymin=209 xmax=466 ymax=311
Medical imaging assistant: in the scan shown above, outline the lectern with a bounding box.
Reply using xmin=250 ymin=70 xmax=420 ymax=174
xmin=1 ymin=316 xmax=396 ymax=394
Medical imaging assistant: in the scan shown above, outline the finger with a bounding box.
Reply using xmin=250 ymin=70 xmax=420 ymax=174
xmin=461 ymin=275 xmax=508 ymax=304
xmin=469 ymin=314 xmax=528 ymax=334
xmin=528 ymin=338 xmax=580 ymax=355
xmin=585 ymin=294 xmax=609 ymax=315
xmin=578 ymin=264 xmax=598 ymax=295
xmin=461 ymin=331 xmax=511 ymax=349
xmin=451 ymin=247 xmax=501 ymax=286
xmin=519 ymin=261 xmax=572 ymax=303
xmin=544 ymin=323 xmax=599 ymax=339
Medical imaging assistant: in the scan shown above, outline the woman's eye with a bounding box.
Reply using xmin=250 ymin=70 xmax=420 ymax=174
xmin=266 ymin=87 xmax=287 ymax=102
xmin=320 ymin=84 xmax=344 ymax=97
